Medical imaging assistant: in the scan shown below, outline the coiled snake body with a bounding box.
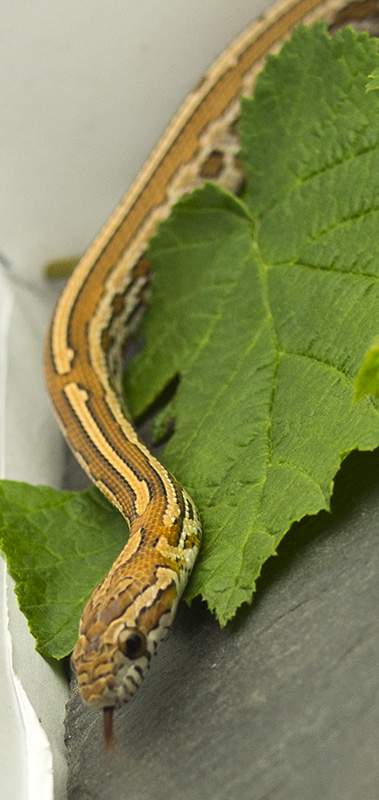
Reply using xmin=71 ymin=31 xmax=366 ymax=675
xmin=45 ymin=0 xmax=367 ymax=745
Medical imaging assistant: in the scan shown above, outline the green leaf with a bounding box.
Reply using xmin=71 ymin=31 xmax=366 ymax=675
xmin=0 ymin=482 xmax=128 ymax=659
xmin=355 ymin=336 xmax=379 ymax=399
xmin=125 ymin=25 xmax=379 ymax=624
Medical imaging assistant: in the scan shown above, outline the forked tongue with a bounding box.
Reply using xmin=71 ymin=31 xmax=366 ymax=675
xmin=103 ymin=707 xmax=114 ymax=751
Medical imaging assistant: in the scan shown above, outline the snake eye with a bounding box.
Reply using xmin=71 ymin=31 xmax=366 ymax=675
xmin=119 ymin=630 xmax=146 ymax=660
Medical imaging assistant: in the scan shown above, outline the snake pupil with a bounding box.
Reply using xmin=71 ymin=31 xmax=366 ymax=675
xmin=124 ymin=632 xmax=144 ymax=659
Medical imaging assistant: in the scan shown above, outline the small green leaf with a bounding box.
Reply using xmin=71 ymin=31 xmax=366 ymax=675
xmin=0 ymin=482 xmax=128 ymax=659
xmin=44 ymin=257 xmax=80 ymax=280
xmin=355 ymin=336 xmax=379 ymax=399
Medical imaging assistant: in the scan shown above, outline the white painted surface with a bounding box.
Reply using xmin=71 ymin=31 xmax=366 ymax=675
xmin=0 ymin=561 xmax=26 ymax=800
xmin=0 ymin=1 xmax=269 ymax=797
xmin=0 ymin=275 xmax=26 ymax=800
xmin=5 ymin=574 xmax=54 ymax=800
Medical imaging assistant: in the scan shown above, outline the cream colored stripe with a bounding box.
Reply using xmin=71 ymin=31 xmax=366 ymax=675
xmin=124 ymin=566 xmax=177 ymax=627
xmin=64 ymin=382 xmax=150 ymax=516
xmin=113 ymin=528 xmax=143 ymax=567
xmin=103 ymin=380 xmax=180 ymax=528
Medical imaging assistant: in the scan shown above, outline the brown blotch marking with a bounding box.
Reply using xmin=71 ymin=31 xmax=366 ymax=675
xmin=133 ymin=254 xmax=151 ymax=278
xmin=137 ymin=584 xmax=177 ymax=632
xmin=111 ymin=293 xmax=126 ymax=315
xmin=330 ymin=0 xmax=379 ymax=25
xmin=101 ymin=330 xmax=114 ymax=354
xmin=99 ymin=598 xmax=123 ymax=626
xmin=200 ymin=149 xmax=225 ymax=179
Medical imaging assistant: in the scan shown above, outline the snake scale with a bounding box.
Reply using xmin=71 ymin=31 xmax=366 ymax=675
xmin=45 ymin=0 xmax=378 ymax=746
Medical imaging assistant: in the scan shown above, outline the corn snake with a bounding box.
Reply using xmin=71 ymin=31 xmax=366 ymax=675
xmin=44 ymin=0 xmax=375 ymax=746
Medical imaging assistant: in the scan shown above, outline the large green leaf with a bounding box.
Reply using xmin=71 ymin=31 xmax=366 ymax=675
xmin=125 ymin=25 xmax=379 ymax=624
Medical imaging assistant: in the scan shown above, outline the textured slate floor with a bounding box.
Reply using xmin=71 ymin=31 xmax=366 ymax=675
xmin=65 ymin=448 xmax=379 ymax=800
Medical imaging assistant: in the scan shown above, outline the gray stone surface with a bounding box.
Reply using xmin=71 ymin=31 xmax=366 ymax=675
xmin=65 ymin=449 xmax=379 ymax=800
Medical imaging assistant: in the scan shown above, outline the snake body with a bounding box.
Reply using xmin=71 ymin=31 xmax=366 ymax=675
xmin=45 ymin=0 xmax=372 ymax=744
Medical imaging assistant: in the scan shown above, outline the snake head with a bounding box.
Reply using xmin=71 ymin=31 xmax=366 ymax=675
xmin=72 ymin=621 xmax=151 ymax=707
xmin=71 ymin=568 xmax=180 ymax=746
xmin=72 ymin=617 xmax=153 ymax=750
